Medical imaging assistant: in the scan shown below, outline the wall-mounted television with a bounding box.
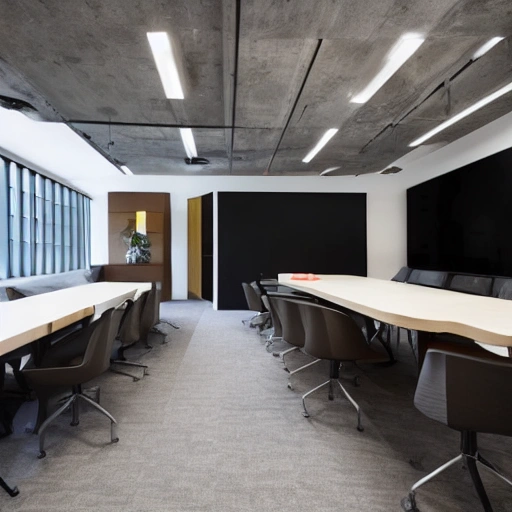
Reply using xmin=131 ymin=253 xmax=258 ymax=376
xmin=407 ymin=146 xmax=512 ymax=276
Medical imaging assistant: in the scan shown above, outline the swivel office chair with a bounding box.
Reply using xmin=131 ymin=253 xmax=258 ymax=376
xmin=241 ymin=282 xmax=269 ymax=330
xmin=401 ymin=348 xmax=512 ymax=512
xmin=268 ymin=295 xmax=321 ymax=386
xmin=260 ymin=294 xmax=282 ymax=350
xmin=22 ymin=307 xmax=123 ymax=458
xmin=298 ymin=301 xmax=388 ymax=431
xmin=111 ymin=291 xmax=150 ymax=381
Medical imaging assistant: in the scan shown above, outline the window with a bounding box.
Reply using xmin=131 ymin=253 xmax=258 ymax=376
xmin=0 ymin=156 xmax=90 ymax=279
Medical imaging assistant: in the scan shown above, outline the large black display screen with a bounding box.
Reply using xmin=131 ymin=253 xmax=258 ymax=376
xmin=407 ymin=146 xmax=512 ymax=276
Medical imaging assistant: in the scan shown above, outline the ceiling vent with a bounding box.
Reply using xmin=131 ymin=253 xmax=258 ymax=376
xmin=380 ymin=166 xmax=403 ymax=174
xmin=184 ymin=157 xmax=210 ymax=165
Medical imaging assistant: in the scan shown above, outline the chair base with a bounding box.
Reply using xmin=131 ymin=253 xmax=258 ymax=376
xmin=0 ymin=477 xmax=19 ymax=497
xmin=301 ymin=361 xmax=363 ymax=431
xmin=37 ymin=390 xmax=118 ymax=459
xmin=402 ymin=431 xmax=512 ymax=512
xmin=110 ymin=360 xmax=148 ymax=382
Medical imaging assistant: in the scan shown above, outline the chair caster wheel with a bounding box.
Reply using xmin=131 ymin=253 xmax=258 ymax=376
xmin=8 ymin=486 xmax=19 ymax=497
xmin=287 ymin=383 xmax=293 ymax=390
xmin=272 ymin=352 xmax=280 ymax=357
xmin=37 ymin=451 xmax=46 ymax=459
xmin=70 ymin=421 xmax=79 ymax=427
xmin=302 ymin=412 xmax=310 ymax=418
xmin=401 ymin=493 xmax=419 ymax=511
xmin=283 ymin=367 xmax=290 ymax=373
xmin=133 ymin=377 xmax=140 ymax=382
xmin=112 ymin=437 xmax=119 ymax=443
xmin=353 ymin=376 xmax=361 ymax=387
xmin=357 ymin=425 xmax=364 ymax=432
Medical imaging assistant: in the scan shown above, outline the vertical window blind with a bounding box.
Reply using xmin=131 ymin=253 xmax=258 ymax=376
xmin=0 ymin=156 xmax=90 ymax=279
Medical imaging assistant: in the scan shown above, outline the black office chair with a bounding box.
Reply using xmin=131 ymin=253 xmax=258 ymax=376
xmin=401 ymin=348 xmax=512 ymax=512
xmin=447 ymin=274 xmax=493 ymax=296
xmin=22 ymin=307 xmax=123 ymax=458
xmin=407 ymin=269 xmax=448 ymax=288
xmin=110 ymin=291 xmax=150 ymax=381
xmin=267 ymin=295 xmax=321 ymax=384
xmin=241 ymin=282 xmax=270 ymax=330
xmin=298 ymin=301 xmax=388 ymax=431
xmin=260 ymin=294 xmax=282 ymax=350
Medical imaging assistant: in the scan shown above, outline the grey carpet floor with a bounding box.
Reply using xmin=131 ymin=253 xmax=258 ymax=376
xmin=1 ymin=300 xmax=511 ymax=511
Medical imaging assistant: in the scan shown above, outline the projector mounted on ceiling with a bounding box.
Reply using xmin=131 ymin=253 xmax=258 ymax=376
xmin=184 ymin=157 xmax=210 ymax=165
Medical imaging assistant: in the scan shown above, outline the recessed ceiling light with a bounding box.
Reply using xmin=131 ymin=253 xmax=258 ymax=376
xmin=120 ymin=165 xmax=133 ymax=175
xmin=302 ymin=129 xmax=338 ymax=163
xmin=472 ymin=37 xmax=505 ymax=60
xmin=351 ymin=33 xmax=425 ymax=104
xmin=180 ymin=128 xmax=198 ymax=159
xmin=409 ymin=81 xmax=512 ymax=147
xmin=147 ymin=32 xmax=184 ymax=99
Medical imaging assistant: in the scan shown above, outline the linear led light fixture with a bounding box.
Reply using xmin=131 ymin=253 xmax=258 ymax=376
xmin=147 ymin=32 xmax=184 ymax=99
xmin=302 ymin=129 xmax=339 ymax=163
xmin=120 ymin=165 xmax=133 ymax=175
xmin=409 ymin=81 xmax=512 ymax=147
xmin=351 ymin=33 xmax=425 ymax=104
xmin=472 ymin=37 xmax=504 ymax=60
xmin=180 ymin=128 xmax=198 ymax=158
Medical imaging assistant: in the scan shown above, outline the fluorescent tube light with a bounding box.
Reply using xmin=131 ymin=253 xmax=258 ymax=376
xmin=120 ymin=165 xmax=133 ymax=175
xmin=302 ymin=129 xmax=339 ymax=163
xmin=351 ymin=33 xmax=425 ymax=104
xmin=409 ymin=81 xmax=512 ymax=147
xmin=472 ymin=37 xmax=504 ymax=60
xmin=147 ymin=32 xmax=184 ymax=99
xmin=180 ymin=128 xmax=198 ymax=158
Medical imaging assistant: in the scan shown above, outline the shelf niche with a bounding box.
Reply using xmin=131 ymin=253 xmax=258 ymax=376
xmin=106 ymin=192 xmax=171 ymax=300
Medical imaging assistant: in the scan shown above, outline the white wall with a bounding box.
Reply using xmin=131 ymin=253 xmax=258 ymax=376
xmin=77 ymin=174 xmax=405 ymax=300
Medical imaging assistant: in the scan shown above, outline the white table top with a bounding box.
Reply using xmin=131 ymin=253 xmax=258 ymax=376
xmin=278 ymin=274 xmax=512 ymax=353
xmin=0 ymin=281 xmax=151 ymax=357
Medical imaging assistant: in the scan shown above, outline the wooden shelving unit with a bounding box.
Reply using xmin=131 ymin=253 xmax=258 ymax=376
xmin=105 ymin=192 xmax=171 ymax=300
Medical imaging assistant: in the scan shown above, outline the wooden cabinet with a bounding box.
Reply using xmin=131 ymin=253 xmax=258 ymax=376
xmin=107 ymin=192 xmax=171 ymax=300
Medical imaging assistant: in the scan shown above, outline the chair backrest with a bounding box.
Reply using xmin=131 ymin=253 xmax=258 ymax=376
xmin=81 ymin=307 xmax=124 ymax=376
xmin=414 ymin=349 xmax=512 ymax=437
xmin=261 ymin=295 xmax=282 ymax=338
xmin=139 ymin=283 xmax=160 ymax=340
xmin=241 ymin=282 xmax=263 ymax=312
xmin=495 ymin=279 xmax=512 ymax=300
xmin=299 ymin=301 xmax=383 ymax=362
xmin=391 ymin=267 xmax=411 ymax=283
xmin=268 ymin=296 xmax=307 ymax=348
xmin=447 ymin=274 xmax=492 ymax=296
xmin=407 ymin=269 xmax=448 ymax=288
xmin=117 ymin=291 xmax=149 ymax=347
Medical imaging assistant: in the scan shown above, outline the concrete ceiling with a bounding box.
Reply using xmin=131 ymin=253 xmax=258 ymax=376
xmin=0 ymin=0 xmax=510 ymax=176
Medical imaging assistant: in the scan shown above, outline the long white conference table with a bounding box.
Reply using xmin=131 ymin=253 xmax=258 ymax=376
xmin=278 ymin=274 xmax=512 ymax=360
xmin=0 ymin=281 xmax=152 ymax=497
xmin=0 ymin=281 xmax=151 ymax=358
